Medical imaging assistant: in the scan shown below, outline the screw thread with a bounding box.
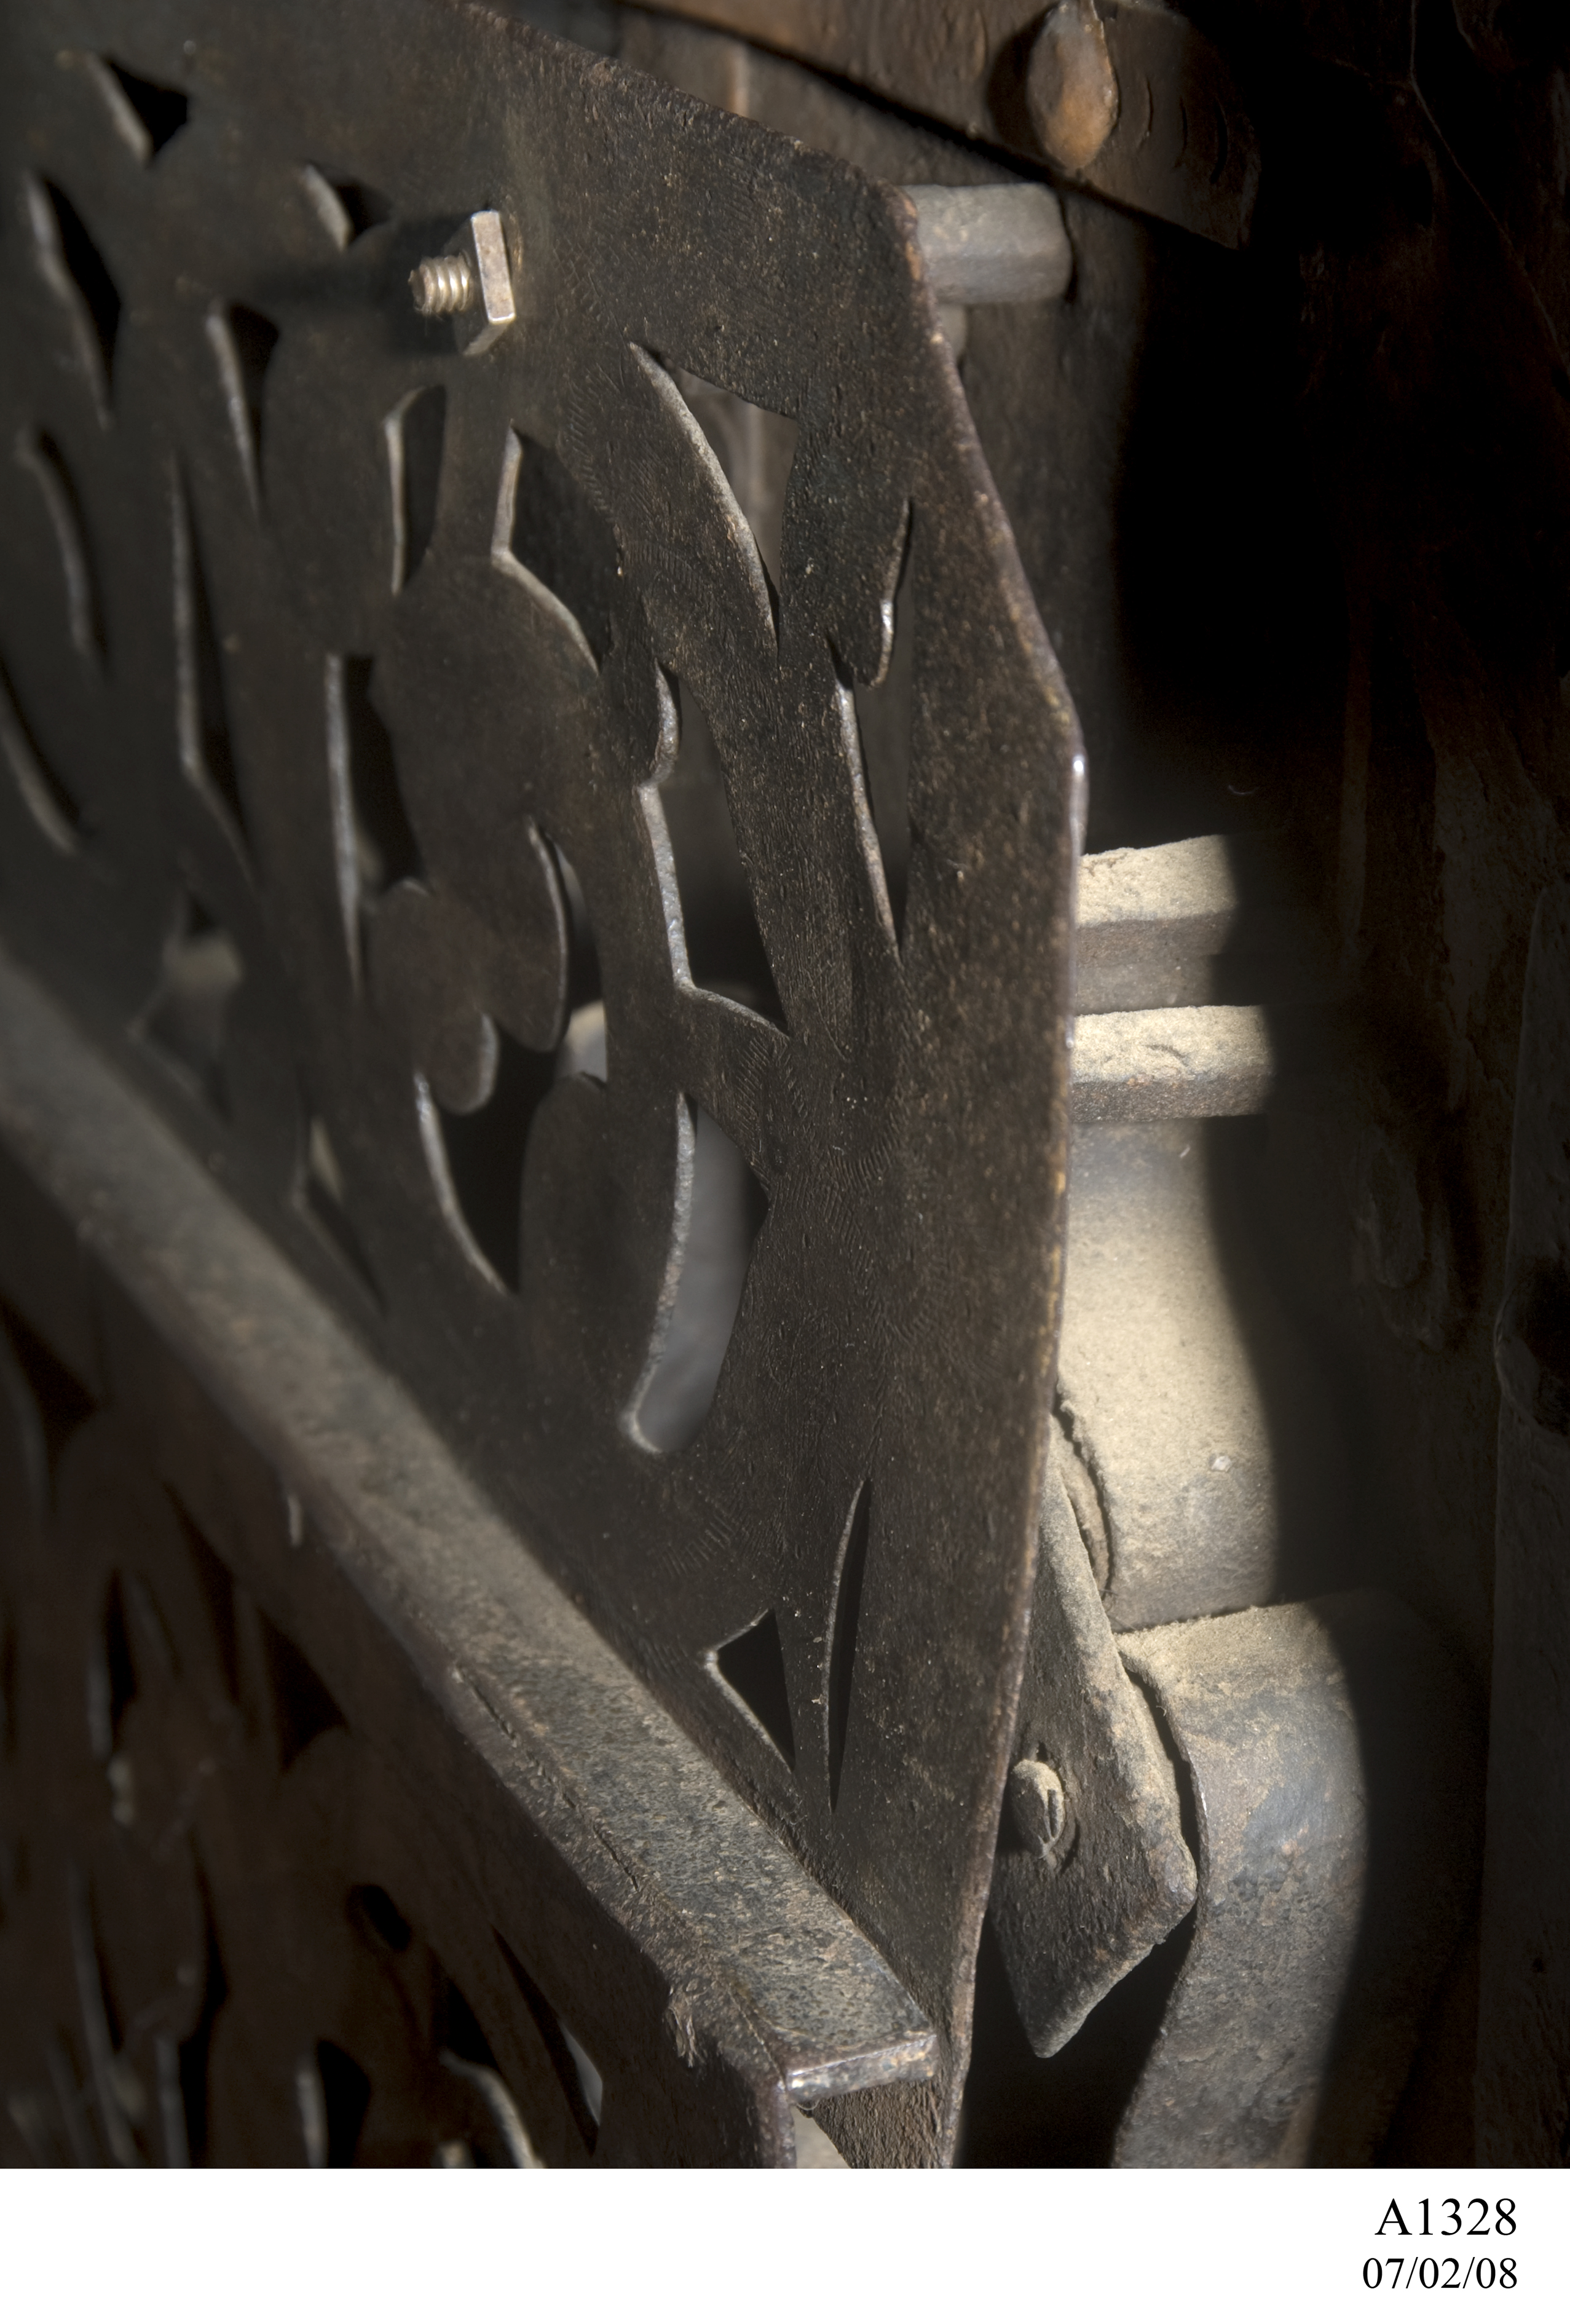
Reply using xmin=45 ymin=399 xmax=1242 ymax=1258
xmin=409 ymin=254 xmax=475 ymax=317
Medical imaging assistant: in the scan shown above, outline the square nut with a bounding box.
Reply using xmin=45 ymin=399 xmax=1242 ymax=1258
xmin=456 ymin=210 xmax=515 ymax=357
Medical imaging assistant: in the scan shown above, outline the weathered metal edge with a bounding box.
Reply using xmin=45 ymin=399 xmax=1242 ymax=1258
xmin=0 ymin=939 xmax=936 ymax=2114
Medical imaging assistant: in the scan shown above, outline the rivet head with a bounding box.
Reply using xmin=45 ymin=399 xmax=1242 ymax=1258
xmin=1026 ymin=0 xmax=1119 ymax=175
xmin=1008 ymin=1757 xmax=1072 ymax=1861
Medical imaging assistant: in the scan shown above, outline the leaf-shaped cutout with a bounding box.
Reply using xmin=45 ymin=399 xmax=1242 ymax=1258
xmin=26 ymin=178 xmax=120 ymax=417
xmin=713 ymin=1610 xmax=795 ymax=1767
xmin=495 ymin=429 xmax=621 ymax=666
xmin=385 ymin=386 xmax=445 ymax=591
xmin=324 ymin=654 xmax=423 ymax=980
xmin=437 ymin=1987 xmax=542 ymax=2169
xmin=633 ymin=1101 xmax=766 ymax=1454
xmin=15 ymin=430 xmax=103 ymax=662
xmin=657 ymin=675 xmax=783 ymax=1022
xmin=412 ymin=836 xmax=591 ymax=1290
xmin=171 ymin=1917 xmax=226 ymax=2166
xmin=674 ymin=371 xmax=797 ymax=603
xmin=205 ymin=304 xmax=280 ymax=510
xmin=172 ymin=478 xmax=249 ymax=848
xmin=86 ymin=1573 xmax=137 ymax=1762
xmin=436 ymin=1026 xmax=561 ymax=1293
xmin=615 ymin=348 xmax=775 ymax=647
xmin=96 ymin=59 xmax=189 ymax=161
xmin=138 ymin=890 xmax=243 ymax=1117
xmin=299 ymin=165 xmax=390 ymax=247
xmin=0 ymin=652 xmax=85 ymax=850
xmin=349 ymin=1884 xmax=412 ymax=1954
xmin=850 ymin=510 xmax=914 ymax=944
xmin=301 ymin=2041 xmax=369 ymax=2167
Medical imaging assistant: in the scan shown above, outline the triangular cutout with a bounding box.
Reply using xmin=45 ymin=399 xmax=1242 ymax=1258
xmin=255 ymin=1606 xmax=345 ymax=1772
xmin=850 ymin=515 xmax=915 ymax=943
xmin=350 ymin=1884 xmax=412 ymax=1955
xmin=27 ymin=177 xmax=120 ymax=414
xmin=385 ymin=387 xmax=445 ymax=591
xmin=658 ymin=676 xmax=783 ymax=1022
xmin=173 ymin=483 xmax=249 ymax=847
xmin=673 ymin=371 xmax=797 ymax=602
xmin=495 ymin=430 xmax=621 ymax=666
xmin=299 ymin=165 xmax=390 ymax=248
xmin=0 ymin=1298 xmax=94 ymax=1484
xmin=714 ymin=1609 xmax=795 ymax=1767
xmin=634 ymin=1101 xmax=766 ymax=1454
xmin=100 ymin=60 xmax=189 ymax=161
xmin=205 ymin=303 xmax=280 ymax=508
xmin=139 ymin=890 xmax=243 ymax=1117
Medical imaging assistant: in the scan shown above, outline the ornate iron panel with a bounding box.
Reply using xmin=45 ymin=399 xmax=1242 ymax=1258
xmin=0 ymin=948 xmax=931 ymax=2165
xmin=0 ymin=0 xmax=1079 ymax=2156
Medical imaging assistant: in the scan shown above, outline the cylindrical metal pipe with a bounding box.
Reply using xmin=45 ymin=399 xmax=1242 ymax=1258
xmin=904 ymin=183 xmax=1072 ymax=306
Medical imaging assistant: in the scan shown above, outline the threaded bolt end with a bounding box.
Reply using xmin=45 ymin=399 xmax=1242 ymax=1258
xmin=409 ymin=254 xmax=475 ymax=317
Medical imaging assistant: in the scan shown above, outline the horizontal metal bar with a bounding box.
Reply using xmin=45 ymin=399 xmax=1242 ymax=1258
xmin=1076 ymin=835 xmax=1330 ymax=1016
xmin=1071 ymin=1003 xmax=1275 ymax=1121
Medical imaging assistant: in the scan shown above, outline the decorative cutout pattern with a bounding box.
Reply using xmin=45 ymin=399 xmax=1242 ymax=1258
xmin=714 ymin=1608 xmax=796 ymax=1768
xmin=0 ymin=1327 xmax=569 ymax=2167
xmin=93 ymin=60 xmax=189 ymax=164
xmin=0 ymin=1 xmax=1078 ymax=2125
